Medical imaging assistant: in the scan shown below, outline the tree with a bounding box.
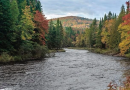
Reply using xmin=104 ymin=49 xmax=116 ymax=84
xmin=95 ymin=19 xmax=102 ymax=48
xmin=101 ymin=19 xmax=115 ymax=48
xmin=10 ymin=0 xmax=19 ymax=25
xmin=26 ymin=0 xmax=30 ymax=6
xmin=9 ymin=0 xmax=20 ymax=52
xmin=109 ymin=5 xmax=125 ymax=50
xmin=36 ymin=0 xmax=42 ymax=12
xmin=117 ymin=2 xmax=130 ymax=55
xmin=84 ymin=28 xmax=91 ymax=48
xmin=89 ymin=18 xmax=97 ymax=47
xmin=107 ymin=11 xmax=112 ymax=20
xmin=34 ymin=10 xmax=48 ymax=45
xmin=55 ymin=19 xmax=61 ymax=49
xmin=17 ymin=0 xmax=27 ymax=20
xmin=46 ymin=20 xmax=56 ymax=49
xmin=118 ymin=24 xmax=130 ymax=55
xmin=0 ymin=0 xmax=14 ymax=52
xmin=18 ymin=6 xmax=34 ymax=41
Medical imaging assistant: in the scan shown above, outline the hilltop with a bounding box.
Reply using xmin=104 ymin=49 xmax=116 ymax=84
xmin=49 ymin=16 xmax=97 ymax=31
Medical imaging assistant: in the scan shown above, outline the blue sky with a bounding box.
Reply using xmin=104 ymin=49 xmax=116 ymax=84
xmin=41 ymin=0 xmax=126 ymax=20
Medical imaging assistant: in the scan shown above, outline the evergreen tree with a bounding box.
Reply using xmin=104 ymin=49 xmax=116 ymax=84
xmin=55 ymin=19 xmax=61 ymax=49
xmin=47 ymin=20 xmax=56 ymax=49
xmin=107 ymin=11 xmax=112 ymax=20
xmin=17 ymin=0 xmax=27 ymax=20
xmin=96 ymin=19 xmax=102 ymax=48
xmin=113 ymin=5 xmax=125 ymax=48
xmin=10 ymin=0 xmax=20 ymax=51
xmin=36 ymin=0 xmax=42 ymax=12
xmin=26 ymin=0 xmax=30 ymax=6
xmin=0 ymin=0 xmax=14 ymax=52
xmin=59 ymin=21 xmax=64 ymax=47
xmin=104 ymin=14 xmax=107 ymax=22
xmin=90 ymin=18 xmax=97 ymax=47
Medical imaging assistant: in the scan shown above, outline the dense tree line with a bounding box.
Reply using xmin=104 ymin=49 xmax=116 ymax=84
xmin=47 ymin=19 xmax=63 ymax=49
xmin=47 ymin=19 xmax=80 ymax=49
xmin=75 ymin=1 xmax=130 ymax=56
xmin=2 ymin=0 xmax=130 ymax=62
xmin=0 ymin=0 xmax=48 ymax=62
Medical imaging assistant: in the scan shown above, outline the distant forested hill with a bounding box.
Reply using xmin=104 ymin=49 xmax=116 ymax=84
xmin=49 ymin=16 xmax=99 ymax=31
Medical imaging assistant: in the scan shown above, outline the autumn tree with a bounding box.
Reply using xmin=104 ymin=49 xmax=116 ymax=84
xmin=75 ymin=34 xmax=86 ymax=47
xmin=101 ymin=19 xmax=115 ymax=48
xmin=18 ymin=6 xmax=34 ymax=41
xmin=118 ymin=1 xmax=130 ymax=55
xmin=34 ymin=10 xmax=48 ymax=45
xmin=109 ymin=5 xmax=125 ymax=50
xmin=84 ymin=28 xmax=91 ymax=48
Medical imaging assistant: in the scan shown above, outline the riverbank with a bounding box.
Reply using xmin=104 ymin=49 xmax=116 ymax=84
xmin=0 ymin=48 xmax=66 ymax=64
xmin=68 ymin=47 xmax=130 ymax=58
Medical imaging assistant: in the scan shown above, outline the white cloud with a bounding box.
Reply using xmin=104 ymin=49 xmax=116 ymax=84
xmin=41 ymin=0 xmax=126 ymax=19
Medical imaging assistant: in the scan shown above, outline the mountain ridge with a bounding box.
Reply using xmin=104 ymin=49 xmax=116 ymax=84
xmin=49 ymin=16 xmax=98 ymax=31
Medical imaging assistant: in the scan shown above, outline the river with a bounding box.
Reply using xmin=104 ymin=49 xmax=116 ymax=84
xmin=0 ymin=48 xmax=129 ymax=90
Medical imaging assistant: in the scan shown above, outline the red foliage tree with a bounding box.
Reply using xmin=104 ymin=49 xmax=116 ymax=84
xmin=122 ymin=1 xmax=130 ymax=25
xmin=34 ymin=10 xmax=48 ymax=45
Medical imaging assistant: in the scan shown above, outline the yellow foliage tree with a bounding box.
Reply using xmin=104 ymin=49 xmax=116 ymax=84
xmin=101 ymin=19 xmax=115 ymax=48
xmin=118 ymin=24 xmax=130 ymax=55
xmin=18 ymin=6 xmax=35 ymax=40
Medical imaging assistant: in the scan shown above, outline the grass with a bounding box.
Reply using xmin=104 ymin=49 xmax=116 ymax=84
xmin=68 ymin=47 xmax=121 ymax=57
xmin=86 ymin=48 xmax=121 ymax=56
xmin=125 ymin=53 xmax=130 ymax=58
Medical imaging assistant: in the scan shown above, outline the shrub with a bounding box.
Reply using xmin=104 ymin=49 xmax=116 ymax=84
xmin=18 ymin=40 xmax=34 ymax=60
xmin=13 ymin=56 xmax=22 ymax=61
xmin=32 ymin=43 xmax=49 ymax=59
xmin=0 ymin=52 xmax=14 ymax=63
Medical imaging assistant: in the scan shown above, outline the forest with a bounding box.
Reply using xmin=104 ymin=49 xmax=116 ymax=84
xmin=0 ymin=0 xmax=49 ymax=62
xmin=50 ymin=16 xmax=94 ymax=31
xmin=49 ymin=1 xmax=130 ymax=58
xmin=71 ymin=1 xmax=130 ymax=58
xmin=1 ymin=0 xmax=130 ymax=63
xmin=78 ymin=3 xmax=127 ymax=55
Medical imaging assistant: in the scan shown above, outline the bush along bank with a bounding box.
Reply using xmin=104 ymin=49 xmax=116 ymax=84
xmin=0 ymin=43 xmax=49 ymax=64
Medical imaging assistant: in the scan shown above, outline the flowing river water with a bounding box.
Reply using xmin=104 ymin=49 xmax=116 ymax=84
xmin=0 ymin=48 xmax=130 ymax=90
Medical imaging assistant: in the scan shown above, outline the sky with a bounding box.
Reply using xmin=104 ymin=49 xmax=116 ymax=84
xmin=40 ymin=0 xmax=126 ymax=20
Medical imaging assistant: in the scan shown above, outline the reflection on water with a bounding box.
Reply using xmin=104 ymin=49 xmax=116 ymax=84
xmin=0 ymin=48 xmax=129 ymax=90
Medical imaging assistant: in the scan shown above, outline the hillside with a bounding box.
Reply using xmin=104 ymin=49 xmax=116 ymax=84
xmin=49 ymin=16 xmax=98 ymax=31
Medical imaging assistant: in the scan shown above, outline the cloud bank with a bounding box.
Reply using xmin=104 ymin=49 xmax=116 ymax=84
xmin=40 ymin=0 xmax=126 ymax=20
